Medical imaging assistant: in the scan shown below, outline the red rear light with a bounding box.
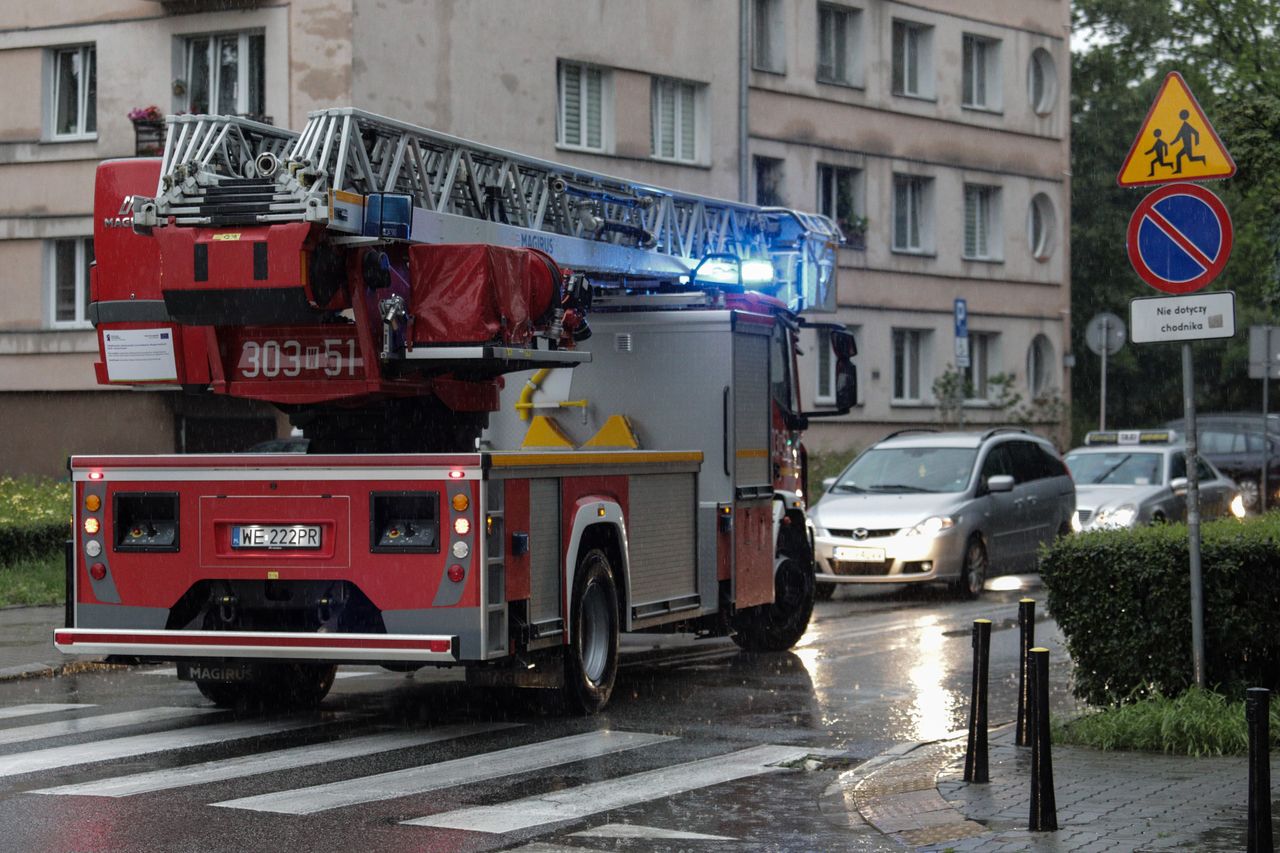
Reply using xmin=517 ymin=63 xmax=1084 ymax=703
xmin=447 ymin=564 xmax=465 ymax=583
xmin=88 ymin=472 xmax=103 ymax=480
xmin=448 ymin=470 xmax=465 ymax=479
xmin=89 ymin=563 xmax=106 ymax=581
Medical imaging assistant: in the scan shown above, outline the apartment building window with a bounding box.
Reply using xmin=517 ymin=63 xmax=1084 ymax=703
xmin=892 ymin=20 xmax=932 ymax=98
xmin=753 ymin=0 xmax=786 ymax=73
xmin=651 ymin=77 xmax=702 ymax=163
xmin=1029 ymin=48 xmax=1057 ymax=115
xmin=892 ymin=174 xmax=930 ymax=253
xmin=818 ymin=4 xmax=860 ymax=86
xmin=1029 ymin=193 xmax=1057 ymax=260
xmin=893 ymin=328 xmax=927 ymax=403
xmin=964 ymin=332 xmax=997 ymax=400
xmin=815 ymin=326 xmax=859 ymax=405
xmin=818 ymin=164 xmax=862 ymax=238
xmin=49 ymin=238 xmax=94 ymax=327
xmin=964 ymin=184 xmax=1000 ymax=260
xmin=962 ymin=34 xmax=1000 ymax=110
xmin=184 ymin=32 xmax=265 ymax=116
xmin=558 ymin=60 xmax=610 ymax=152
xmin=50 ymin=45 xmax=96 ymax=139
xmin=1028 ymin=334 xmax=1055 ymax=397
xmin=755 ymin=156 xmax=785 ymax=206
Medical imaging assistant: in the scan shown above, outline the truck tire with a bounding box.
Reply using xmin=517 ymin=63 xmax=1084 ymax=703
xmin=731 ymin=554 xmax=815 ymax=652
xmin=194 ymin=662 xmax=336 ymax=709
xmin=562 ymin=549 xmax=620 ymax=715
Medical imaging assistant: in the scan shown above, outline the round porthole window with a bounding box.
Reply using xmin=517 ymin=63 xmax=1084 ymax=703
xmin=1028 ymin=48 xmax=1057 ymax=115
xmin=1028 ymin=193 xmax=1056 ymax=260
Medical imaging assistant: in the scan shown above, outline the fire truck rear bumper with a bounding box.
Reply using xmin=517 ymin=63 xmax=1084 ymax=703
xmin=53 ymin=628 xmax=459 ymax=663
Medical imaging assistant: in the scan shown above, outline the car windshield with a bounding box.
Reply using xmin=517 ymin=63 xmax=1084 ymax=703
xmin=833 ymin=447 xmax=976 ymax=494
xmin=1064 ymin=451 xmax=1163 ymax=486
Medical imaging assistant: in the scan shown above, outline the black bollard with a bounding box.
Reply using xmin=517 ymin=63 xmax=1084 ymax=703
xmin=1029 ymin=647 xmax=1058 ymax=832
xmin=1016 ymin=598 xmax=1036 ymax=747
xmin=1247 ymin=688 xmax=1273 ymax=853
xmin=964 ymin=619 xmax=992 ymax=783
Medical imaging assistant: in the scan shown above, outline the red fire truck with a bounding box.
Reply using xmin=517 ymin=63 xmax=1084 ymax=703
xmin=56 ymin=110 xmax=855 ymax=713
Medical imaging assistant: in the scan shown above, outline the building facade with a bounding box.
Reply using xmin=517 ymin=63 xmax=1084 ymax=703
xmin=0 ymin=0 xmax=1070 ymax=475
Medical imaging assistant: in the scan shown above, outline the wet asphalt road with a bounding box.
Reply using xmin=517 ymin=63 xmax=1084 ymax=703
xmin=0 ymin=579 xmax=1074 ymax=852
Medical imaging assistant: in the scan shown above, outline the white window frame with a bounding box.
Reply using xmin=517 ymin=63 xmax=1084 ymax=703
xmin=182 ymin=31 xmax=265 ymax=117
xmin=962 ymin=34 xmax=1001 ymax=111
xmin=1028 ymin=47 xmax=1058 ymax=115
xmin=557 ymin=60 xmax=612 ymax=153
xmin=48 ymin=44 xmax=96 ymax=141
xmin=964 ymin=332 xmax=997 ymax=402
xmin=1028 ymin=192 xmax=1057 ymax=260
xmin=892 ymin=174 xmax=931 ymax=253
xmin=48 ymin=237 xmax=94 ymax=329
xmin=817 ymin=4 xmax=861 ymax=86
xmin=963 ymin=184 xmax=1001 ymax=261
xmin=892 ymin=20 xmax=932 ymax=98
xmin=650 ymin=76 xmax=703 ymax=164
xmin=892 ymin=328 xmax=927 ymax=404
xmin=817 ymin=163 xmax=862 ymax=237
xmin=753 ymin=0 xmax=786 ymax=74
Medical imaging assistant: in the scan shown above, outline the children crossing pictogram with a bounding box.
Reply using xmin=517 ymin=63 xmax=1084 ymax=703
xmin=1118 ymin=71 xmax=1236 ymax=187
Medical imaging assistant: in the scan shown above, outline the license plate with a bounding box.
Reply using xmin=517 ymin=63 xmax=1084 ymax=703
xmin=833 ymin=545 xmax=886 ymax=562
xmin=232 ymin=524 xmax=322 ymax=550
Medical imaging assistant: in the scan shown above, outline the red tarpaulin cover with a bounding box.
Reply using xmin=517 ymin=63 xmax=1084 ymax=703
xmin=409 ymin=244 xmax=557 ymax=346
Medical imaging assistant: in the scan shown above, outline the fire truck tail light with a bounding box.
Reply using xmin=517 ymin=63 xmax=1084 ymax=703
xmin=427 ymin=639 xmax=452 ymax=653
xmin=89 ymin=563 xmax=106 ymax=581
xmin=447 ymin=564 xmax=464 ymax=583
xmin=453 ymin=517 xmax=470 ymax=535
xmin=451 ymin=493 xmax=469 ymax=512
xmin=83 ymin=518 xmax=100 ymax=535
xmin=88 ymin=472 xmax=103 ymax=481
xmin=85 ymin=495 xmax=101 ymax=512
xmin=448 ymin=470 xmax=465 ymax=479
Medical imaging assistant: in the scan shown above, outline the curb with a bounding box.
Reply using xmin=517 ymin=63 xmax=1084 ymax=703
xmin=823 ymin=724 xmax=1017 ymax=848
xmin=0 ymin=659 xmax=120 ymax=683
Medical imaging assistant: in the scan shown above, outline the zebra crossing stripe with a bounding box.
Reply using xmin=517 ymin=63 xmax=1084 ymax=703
xmin=30 ymin=721 xmax=518 ymax=797
xmin=1 ymin=715 xmax=342 ymax=779
xmin=0 ymin=707 xmax=216 ymax=746
xmin=402 ymin=744 xmax=810 ymax=833
xmin=213 ymin=729 xmax=677 ymax=815
xmin=0 ymin=704 xmax=96 ymax=721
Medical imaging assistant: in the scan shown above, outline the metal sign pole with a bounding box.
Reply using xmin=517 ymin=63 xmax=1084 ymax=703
xmin=1183 ymin=342 xmax=1206 ymax=688
xmin=1100 ymin=316 xmax=1109 ymax=431
xmin=1264 ymin=326 xmax=1271 ymax=515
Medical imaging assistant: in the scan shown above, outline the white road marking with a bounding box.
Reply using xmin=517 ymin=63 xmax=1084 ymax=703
xmin=0 ymin=704 xmax=96 ymax=720
xmin=0 ymin=707 xmax=216 ymax=746
xmin=404 ymin=743 xmax=810 ymax=833
xmin=30 ymin=722 xmax=519 ymax=797
xmin=572 ymin=823 xmax=738 ymax=840
xmin=214 ymin=729 xmax=677 ymax=815
xmin=1 ymin=715 xmax=341 ymax=779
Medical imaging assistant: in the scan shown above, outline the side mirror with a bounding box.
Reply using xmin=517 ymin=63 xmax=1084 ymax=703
xmin=800 ymin=324 xmax=858 ymax=419
xmin=986 ymin=474 xmax=1015 ymax=493
xmin=1170 ymin=476 xmax=1188 ymax=495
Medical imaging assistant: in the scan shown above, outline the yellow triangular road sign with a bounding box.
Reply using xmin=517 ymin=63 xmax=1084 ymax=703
xmin=1117 ymin=71 xmax=1235 ymax=187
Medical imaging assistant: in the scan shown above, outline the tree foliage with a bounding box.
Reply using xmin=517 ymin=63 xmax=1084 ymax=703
xmin=1071 ymin=0 xmax=1280 ymax=441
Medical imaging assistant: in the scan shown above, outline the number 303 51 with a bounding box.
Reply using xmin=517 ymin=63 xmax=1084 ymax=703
xmin=239 ymin=339 xmax=357 ymax=378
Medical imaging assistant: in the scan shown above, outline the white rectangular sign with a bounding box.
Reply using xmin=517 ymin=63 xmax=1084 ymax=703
xmin=103 ymin=328 xmax=178 ymax=382
xmin=1130 ymin=291 xmax=1235 ymax=344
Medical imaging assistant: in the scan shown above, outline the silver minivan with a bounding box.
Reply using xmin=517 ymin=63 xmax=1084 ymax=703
xmin=809 ymin=428 xmax=1076 ymax=599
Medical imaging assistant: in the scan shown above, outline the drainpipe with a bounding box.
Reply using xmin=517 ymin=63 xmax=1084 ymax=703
xmin=739 ymin=0 xmax=750 ymax=202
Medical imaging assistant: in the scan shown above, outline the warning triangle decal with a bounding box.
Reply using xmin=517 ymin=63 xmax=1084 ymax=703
xmin=1117 ymin=71 xmax=1236 ymax=187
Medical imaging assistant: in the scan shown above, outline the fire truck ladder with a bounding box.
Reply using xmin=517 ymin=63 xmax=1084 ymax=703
xmin=136 ymin=108 xmax=840 ymax=310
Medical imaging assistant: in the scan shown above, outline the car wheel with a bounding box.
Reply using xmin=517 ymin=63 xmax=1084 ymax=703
xmin=951 ymin=536 xmax=987 ymax=600
xmin=814 ymin=582 xmax=835 ymax=602
xmin=1239 ymin=478 xmax=1261 ymax=513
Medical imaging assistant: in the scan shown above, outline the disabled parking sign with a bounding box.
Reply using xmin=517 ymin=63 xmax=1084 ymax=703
xmin=1126 ymin=182 xmax=1232 ymax=294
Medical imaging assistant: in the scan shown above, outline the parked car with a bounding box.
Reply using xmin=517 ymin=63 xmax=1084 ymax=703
xmin=808 ymin=428 xmax=1075 ymax=600
xmin=1064 ymin=430 xmax=1245 ymax=530
xmin=1165 ymin=414 xmax=1280 ymax=511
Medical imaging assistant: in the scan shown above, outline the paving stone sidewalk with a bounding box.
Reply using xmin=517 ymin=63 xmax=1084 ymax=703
xmin=825 ymin=723 xmax=1276 ymax=851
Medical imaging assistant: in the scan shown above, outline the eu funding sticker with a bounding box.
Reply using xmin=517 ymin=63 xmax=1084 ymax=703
xmin=1130 ymin=291 xmax=1235 ymax=344
xmin=103 ymin=328 xmax=178 ymax=382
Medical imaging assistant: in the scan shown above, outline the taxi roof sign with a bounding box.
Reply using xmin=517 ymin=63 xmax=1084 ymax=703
xmin=1084 ymin=430 xmax=1180 ymax=446
xmin=1117 ymin=71 xmax=1235 ymax=187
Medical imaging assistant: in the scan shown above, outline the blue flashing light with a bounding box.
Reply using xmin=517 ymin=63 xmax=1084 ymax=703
xmin=741 ymin=259 xmax=775 ymax=286
xmin=692 ymin=254 xmax=776 ymax=289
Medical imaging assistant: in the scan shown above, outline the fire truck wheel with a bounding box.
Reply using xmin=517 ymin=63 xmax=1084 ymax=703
xmin=194 ymin=679 xmax=251 ymax=708
xmin=563 ymin=549 xmax=620 ymax=715
xmin=275 ymin=663 xmax=338 ymax=707
xmin=731 ymin=555 xmax=815 ymax=652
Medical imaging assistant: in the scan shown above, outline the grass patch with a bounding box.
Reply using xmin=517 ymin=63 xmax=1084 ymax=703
xmin=0 ymin=476 xmax=70 ymax=529
xmin=0 ymin=552 xmax=64 ymax=607
xmin=1056 ymin=687 xmax=1280 ymax=756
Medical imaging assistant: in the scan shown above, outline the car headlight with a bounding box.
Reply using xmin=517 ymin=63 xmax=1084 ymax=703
xmin=1094 ymin=504 xmax=1138 ymax=528
xmin=904 ymin=515 xmax=956 ymax=538
xmin=1231 ymin=494 xmax=1246 ymax=519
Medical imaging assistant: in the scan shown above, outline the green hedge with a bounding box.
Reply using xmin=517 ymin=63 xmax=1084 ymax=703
xmin=0 ymin=477 xmax=71 ymax=566
xmin=1041 ymin=515 xmax=1280 ymax=706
